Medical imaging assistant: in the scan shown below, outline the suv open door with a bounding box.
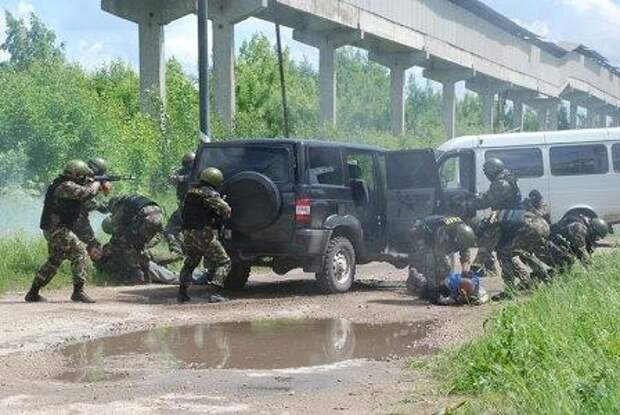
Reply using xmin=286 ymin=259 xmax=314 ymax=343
xmin=385 ymin=149 xmax=441 ymax=253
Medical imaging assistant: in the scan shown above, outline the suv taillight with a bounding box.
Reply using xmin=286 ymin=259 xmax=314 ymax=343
xmin=295 ymin=198 xmax=312 ymax=224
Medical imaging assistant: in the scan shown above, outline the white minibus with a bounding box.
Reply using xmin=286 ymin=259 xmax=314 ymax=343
xmin=437 ymin=127 xmax=620 ymax=224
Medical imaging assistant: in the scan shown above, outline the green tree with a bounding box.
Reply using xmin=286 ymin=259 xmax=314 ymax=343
xmin=1 ymin=12 xmax=64 ymax=70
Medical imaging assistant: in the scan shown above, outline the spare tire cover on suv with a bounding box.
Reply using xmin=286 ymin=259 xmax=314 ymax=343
xmin=221 ymin=172 xmax=282 ymax=233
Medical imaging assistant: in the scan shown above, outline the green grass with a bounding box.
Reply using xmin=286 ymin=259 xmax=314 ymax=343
xmin=435 ymin=254 xmax=620 ymax=414
xmin=0 ymin=233 xmax=75 ymax=292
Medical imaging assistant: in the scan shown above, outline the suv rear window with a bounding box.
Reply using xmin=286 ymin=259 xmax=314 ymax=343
xmin=308 ymin=147 xmax=344 ymax=185
xmin=198 ymin=146 xmax=291 ymax=183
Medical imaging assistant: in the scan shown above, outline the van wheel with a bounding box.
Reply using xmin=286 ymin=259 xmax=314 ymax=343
xmin=224 ymin=261 xmax=251 ymax=291
xmin=316 ymin=237 xmax=356 ymax=294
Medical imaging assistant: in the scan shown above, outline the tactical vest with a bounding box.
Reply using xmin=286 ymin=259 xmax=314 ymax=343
xmin=118 ymin=195 xmax=159 ymax=226
xmin=418 ymin=215 xmax=462 ymax=245
xmin=182 ymin=185 xmax=218 ymax=230
xmin=40 ymin=177 xmax=83 ymax=230
xmin=497 ymin=209 xmax=527 ymax=233
xmin=492 ymin=171 xmax=522 ymax=210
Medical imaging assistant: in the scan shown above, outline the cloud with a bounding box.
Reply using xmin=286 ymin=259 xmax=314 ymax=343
xmin=15 ymin=1 xmax=35 ymax=19
xmin=166 ymin=14 xmax=210 ymax=72
xmin=560 ymin=0 xmax=620 ymax=23
xmin=73 ymin=39 xmax=115 ymax=70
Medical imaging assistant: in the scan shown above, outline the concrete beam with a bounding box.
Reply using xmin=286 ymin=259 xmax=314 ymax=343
xmin=423 ymin=67 xmax=476 ymax=85
xmin=370 ymin=50 xmax=429 ymax=135
xmin=292 ymin=28 xmax=365 ymax=49
xmin=368 ymin=50 xmax=429 ymax=71
xmin=212 ymin=0 xmax=268 ymax=24
xmin=102 ymin=0 xmax=195 ymax=24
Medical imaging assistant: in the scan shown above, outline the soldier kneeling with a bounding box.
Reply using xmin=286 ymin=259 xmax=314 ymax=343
xmin=406 ymin=215 xmax=477 ymax=304
xmin=96 ymin=195 xmax=165 ymax=284
xmin=550 ymin=215 xmax=608 ymax=268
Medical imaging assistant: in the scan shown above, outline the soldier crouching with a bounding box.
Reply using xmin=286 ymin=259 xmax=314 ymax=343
xmin=25 ymin=160 xmax=105 ymax=303
xmin=178 ymin=167 xmax=232 ymax=303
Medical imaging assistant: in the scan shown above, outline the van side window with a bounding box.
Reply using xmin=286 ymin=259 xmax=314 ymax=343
xmin=550 ymin=145 xmax=609 ymax=176
xmin=485 ymin=149 xmax=543 ymax=178
xmin=612 ymin=144 xmax=620 ymax=172
xmin=308 ymin=147 xmax=344 ymax=185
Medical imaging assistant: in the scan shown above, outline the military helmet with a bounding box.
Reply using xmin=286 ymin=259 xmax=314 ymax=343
xmin=64 ymin=160 xmax=92 ymax=179
xmin=483 ymin=157 xmax=505 ymax=180
xmin=199 ymin=167 xmax=224 ymax=187
xmin=182 ymin=152 xmax=196 ymax=168
xmin=529 ymin=189 xmax=543 ymax=204
xmin=589 ymin=217 xmax=609 ymax=239
xmin=87 ymin=158 xmax=109 ymax=175
xmin=454 ymin=223 xmax=477 ymax=250
xmin=101 ymin=217 xmax=114 ymax=235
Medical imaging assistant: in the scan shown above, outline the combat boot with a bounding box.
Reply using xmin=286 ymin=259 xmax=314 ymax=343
xmin=177 ymin=284 xmax=191 ymax=303
xmin=71 ymin=283 xmax=95 ymax=303
xmin=25 ymin=280 xmax=47 ymax=303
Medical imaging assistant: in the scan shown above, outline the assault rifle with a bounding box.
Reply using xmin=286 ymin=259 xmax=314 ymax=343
xmin=93 ymin=175 xmax=137 ymax=183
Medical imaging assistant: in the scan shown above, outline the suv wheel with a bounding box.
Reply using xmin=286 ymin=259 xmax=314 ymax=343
xmin=316 ymin=237 xmax=356 ymax=294
xmin=224 ymin=261 xmax=251 ymax=291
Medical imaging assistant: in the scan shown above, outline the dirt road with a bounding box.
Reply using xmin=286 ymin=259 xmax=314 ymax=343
xmin=0 ymin=264 xmax=501 ymax=414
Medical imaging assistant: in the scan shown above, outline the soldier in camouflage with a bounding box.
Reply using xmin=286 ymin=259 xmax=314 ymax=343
xmin=550 ymin=215 xmax=608 ymax=267
xmin=406 ymin=215 xmax=477 ymax=304
xmin=471 ymin=158 xmax=522 ymax=277
xmin=164 ymin=152 xmax=196 ymax=255
xmin=178 ymin=167 xmax=232 ymax=303
xmin=523 ymin=189 xmax=551 ymax=223
xmin=96 ymin=195 xmax=165 ymax=284
xmin=73 ymin=158 xmax=112 ymax=260
xmin=25 ymin=160 xmax=105 ymax=303
xmin=493 ymin=210 xmax=551 ymax=298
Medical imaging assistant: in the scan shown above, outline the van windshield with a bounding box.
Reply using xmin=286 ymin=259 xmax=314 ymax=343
xmin=198 ymin=145 xmax=292 ymax=183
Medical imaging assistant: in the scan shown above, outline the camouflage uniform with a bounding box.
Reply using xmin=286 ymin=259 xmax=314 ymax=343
xmin=164 ymin=166 xmax=193 ymax=254
xmin=471 ymin=169 xmax=522 ymax=276
xmin=551 ymin=215 xmax=595 ymax=266
xmin=406 ymin=216 xmax=465 ymax=302
xmin=35 ymin=177 xmax=100 ymax=287
xmin=179 ymin=184 xmax=232 ymax=290
xmin=523 ymin=196 xmax=551 ymax=224
xmin=73 ymin=198 xmax=110 ymax=253
xmin=496 ymin=210 xmax=551 ymax=287
xmin=97 ymin=195 xmax=164 ymax=284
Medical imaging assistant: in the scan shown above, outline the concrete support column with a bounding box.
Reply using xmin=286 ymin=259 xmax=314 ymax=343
xmin=548 ymin=104 xmax=559 ymax=131
xmin=213 ymin=19 xmax=235 ymax=127
xmin=293 ymin=29 xmax=365 ymax=128
xmin=569 ymin=101 xmax=578 ymax=129
xmin=442 ymin=82 xmax=457 ymax=140
xmin=613 ymin=113 xmax=620 ymax=128
xmin=599 ymin=114 xmax=608 ymax=128
xmin=537 ymin=108 xmax=548 ymax=131
xmin=138 ymin=20 xmax=166 ymax=112
xmin=513 ymin=100 xmax=524 ymax=131
xmin=319 ymin=46 xmax=337 ymax=125
xmin=481 ymin=93 xmax=494 ymax=131
xmin=586 ymin=109 xmax=596 ymax=128
xmin=390 ymin=67 xmax=406 ymax=136
xmin=369 ymin=50 xmax=429 ymax=136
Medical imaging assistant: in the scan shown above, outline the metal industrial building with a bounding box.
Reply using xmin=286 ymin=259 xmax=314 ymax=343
xmin=102 ymin=0 xmax=620 ymax=138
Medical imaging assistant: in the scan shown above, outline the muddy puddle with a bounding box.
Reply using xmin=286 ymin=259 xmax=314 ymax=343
xmin=56 ymin=319 xmax=434 ymax=382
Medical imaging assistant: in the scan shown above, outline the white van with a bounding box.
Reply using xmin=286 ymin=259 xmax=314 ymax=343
xmin=437 ymin=127 xmax=620 ymax=224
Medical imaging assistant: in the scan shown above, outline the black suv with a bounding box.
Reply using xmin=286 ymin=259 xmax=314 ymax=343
xmin=193 ymin=139 xmax=447 ymax=293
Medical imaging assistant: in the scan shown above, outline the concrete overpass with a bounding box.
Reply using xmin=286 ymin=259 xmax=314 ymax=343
xmin=102 ymin=0 xmax=620 ymax=138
